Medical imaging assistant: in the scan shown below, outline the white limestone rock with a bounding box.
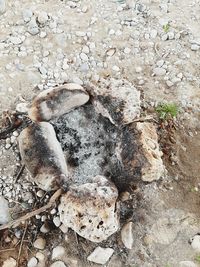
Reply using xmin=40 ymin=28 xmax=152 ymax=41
xmin=0 ymin=196 xmax=10 ymax=224
xmin=28 ymin=83 xmax=89 ymax=122
xmin=18 ymin=122 xmax=68 ymax=191
xmin=88 ymin=78 xmax=140 ymax=125
xmin=87 ymin=247 xmax=114 ymax=265
xmin=136 ymin=122 xmax=165 ymax=182
xmin=121 ymin=222 xmax=134 ymax=249
xmin=58 ymin=175 xmax=119 ymax=243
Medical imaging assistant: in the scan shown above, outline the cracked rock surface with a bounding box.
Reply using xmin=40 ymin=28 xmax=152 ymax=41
xmin=58 ymin=175 xmax=119 ymax=243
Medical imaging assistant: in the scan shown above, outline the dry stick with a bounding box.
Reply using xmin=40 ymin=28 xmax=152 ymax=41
xmin=14 ymin=164 xmax=25 ymax=183
xmin=0 ymin=189 xmax=62 ymax=231
xmin=16 ymin=222 xmax=28 ymax=267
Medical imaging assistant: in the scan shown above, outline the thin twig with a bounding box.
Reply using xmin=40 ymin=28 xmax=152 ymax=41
xmin=0 ymin=248 xmax=16 ymax=252
xmin=14 ymin=165 xmax=25 ymax=183
xmin=16 ymin=222 xmax=28 ymax=267
xmin=0 ymin=189 xmax=62 ymax=231
xmin=132 ymin=115 xmax=158 ymax=124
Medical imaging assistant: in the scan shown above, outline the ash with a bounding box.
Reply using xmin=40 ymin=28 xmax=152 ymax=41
xmin=52 ymin=103 xmax=120 ymax=185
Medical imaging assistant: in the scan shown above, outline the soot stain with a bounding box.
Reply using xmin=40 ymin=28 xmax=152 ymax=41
xmin=52 ymin=103 xmax=141 ymax=191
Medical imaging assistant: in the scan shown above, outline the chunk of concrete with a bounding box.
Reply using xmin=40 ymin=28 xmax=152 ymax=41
xmin=28 ymin=83 xmax=89 ymax=122
xmin=58 ymin=175 xmax=119 ymax=242
xmin=18 ymin=122 xmax=68 ymax=191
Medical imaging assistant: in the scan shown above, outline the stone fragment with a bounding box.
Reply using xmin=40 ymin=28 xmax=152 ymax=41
xmin=52 ymin=246 xmax=65 ymax=260
xmin=28 ymin=83 xmax=89 ymax=122
xmin=35 ymin=252 xmax=45 ymax=262
xmin=150 ymin=29 xmax=157 ymax=38
xmin=22 ymin=9 xmax=33 ymax=22
xmin=2 ymin=257 xmax=17 ymax=267
xmin=0 ymin=0 xmax=6 ymax=15
xmin=179 ymin=261 xmax=197 ymax=267
xmin=27 ymin=257 xmax=38 ymax=267
xmin=50 ymin=261 xmax=67 ymax=267
xmin=106 ymin=48 xmax=116 ymax=57
xmin=37 ymin=11 xmax=48 ymax=24
xmin=28 ymin=17 xmax=39 ymax=35
xmin=124 ymin=47 xmax=131 ymax=54
xmin=18 ymin=122 xmax=68 ymax=191
xmin=87 ymin=247 xmax=114 ymax=265
xmin=59 ymin=224 xmax=68 ymax=233
xmin=0 ymin=196 xmax=10 ymax=224
xmin=53 ymin=216 xmax=61 ymax=227
xmin=58 ymin=175 xmax=119 ymax=243
xmin=88 ymin=78 xmax=140 ymax=125
xmin=153 ymin=67 xmax=166 ymax=76
xmin=33 ymin=237 xmax=46 ymax=250
xmin=80 ymin=52 xmax=88 ymax=61
xmin=191 ymin=44 xmax=200 ymax=51
xmin=10 ymin=36 xmax=23 ymax=45
xmin=190 ymin=234 xmax=200 ymax=251
xmin=168 ymin=31 xmax=174 ymax=40
xmin=121 ymin=222 xmax=134 ymax=249
xmin=136 ymin=122 xmax=165 ymax=182
xmin=40 ymin=223 xmax=50 ymax=233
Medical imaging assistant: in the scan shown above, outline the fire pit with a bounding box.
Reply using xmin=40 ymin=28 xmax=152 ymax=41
xmin=15 ymin=78 xmax=164 ymax=243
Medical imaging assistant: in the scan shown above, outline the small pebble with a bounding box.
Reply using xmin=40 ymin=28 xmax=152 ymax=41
xmin=124 ymin=47 xmax=131 ymax=54
xmin=191 ymin=44 xmax=199 ymax=51
xmin=27 ymin=257 xmax=38 ymax=267
xmin=53 ymin=216 xmax=61 ymax=227
xmin=33 ymin=238 xmax=46 ymax=250
xmin=37 ymin=190 xmax=44 ymax=198
xmin=52 ymin=246 xmax=65 ymax=260
xmin=40 ymin=223 xmax=50 ymax=233
xmin=153 ymin=67 xmax=166 ymax=76
xmin=112 ymin=65 xmax=120 ymax=72
xmin=37 ymin=11 xmax=48 ymax=24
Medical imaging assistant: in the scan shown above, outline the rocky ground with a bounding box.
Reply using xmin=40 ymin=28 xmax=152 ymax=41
xmin=0 ymin=0 xmax=200 ymax=267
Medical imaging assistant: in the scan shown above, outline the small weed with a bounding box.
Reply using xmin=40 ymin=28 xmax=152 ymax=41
xmin=195 ymin=255 xmax=200 ymax=263
xmin=165 ymin=264 xmax=171 ymax=267
xmin=163 ymin=23 xmax=170 ymax=33
xmin=156 ymin=103 xmax=179 ymax=120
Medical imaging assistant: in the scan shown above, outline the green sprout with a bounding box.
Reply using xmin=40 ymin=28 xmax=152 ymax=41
xmin=195 ymin=255 xmax=200 ymax=263
xmin=156 ymin=103 xmax=179 ymax=120
xmin=163 ymin=23 xmax=170 ymax=33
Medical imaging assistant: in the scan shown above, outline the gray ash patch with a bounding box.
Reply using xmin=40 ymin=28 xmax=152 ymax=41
xmin=52 ymin=103 xmax=120 ymax=185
